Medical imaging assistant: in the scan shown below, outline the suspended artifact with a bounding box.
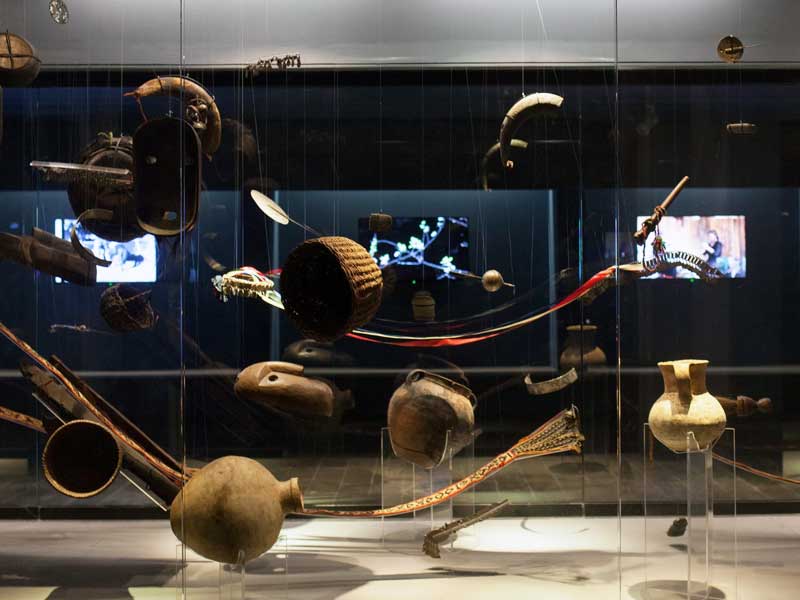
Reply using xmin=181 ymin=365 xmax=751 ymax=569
xmin=717 ymin=35 xmax=744 ymax=63
xmin=559 ymin=325 xmax=607 ymax=370
xmin=480 ymin=139 xmax=528 ymax=190
xmin=49 ymin=323 xmax=111 ymax=335
xmin=170 ymin=456 xmax=303 ymax=564
xmin=282 ymin=339 xmax=356 ymax=368
xmin=634 ymin=176 xmax=689 ymax=245
xmin=726 ymin=121 xmax=757 ymax=135
xmin=368 ymin=212 xmax=393 ymax=233
xmin=31 ymin=161 xmax=133 ymax=187
xmin=498 ymin=92 xmax=563 ymax=169
xmin=411 ymin=290 xmax=435 ymax=321
xmin=717 ymin=394 xmax=772 ymax=418
xmin=212 ymin=266 xmax=277 ymax=304
xmin=641 ymin=250 xmax=723 ymax=281
xmin=0 ymin=323 xmax=186 ymax=504
xmin=280 ymin=236 xmax=383 ymax=342
xmin=481 ymin=269 xmax=510 ymax=292
xmin=524 ymin=367 xmax=578 ymax=396
xmin=0 ymin=227 xmax=96 ymax=285
xmin=49 ymin=0 xmax=69 ymax=24
xmin=246 ymin=53 xmax=302 ymax=77
xmin=133 ymin=117 xmax=201 ymax=236
xmin=125 ymin=76 xmax=221 ymax=157
xmin=423 ymin=500 xmax=509 ymax=559
xmin=648 ymin=359 xmax=727 ymax=452
xmin=65 ymin=133 xmax=142 ymax=242
xmin=250 ymin=190 xmax=323 ymax=236
xmin=42 ymin=419 xmax=122 ymax=498
xmin=667 ymin=517 xmax=688 ymax=537
xmin=234 ymin=361 xmax=339 ymax=419
xmin=387 ymin=370 xmax=476 ymax=469
xmin=303 ymin=405 xmax=583 ymax=517
xmin=99 ymin=284 xmax=158 ymax=332
xmin=0 ymin=32 xmax=41 ymax=87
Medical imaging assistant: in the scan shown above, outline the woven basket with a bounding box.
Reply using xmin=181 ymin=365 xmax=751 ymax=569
xmin=100 ymin=284 xmax=158 ymax=332
xmin=280 ymin=236 xmax=383 ymax=342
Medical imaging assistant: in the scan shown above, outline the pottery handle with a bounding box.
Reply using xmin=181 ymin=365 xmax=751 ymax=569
xmin=673 ymin=362 xmax=693 ymax=405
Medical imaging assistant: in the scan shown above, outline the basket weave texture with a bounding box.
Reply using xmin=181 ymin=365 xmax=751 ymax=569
xmin=100 ymin=284 xmax=157 ymax=332
xmin=280 ymin=236 xmax=382 ymax=342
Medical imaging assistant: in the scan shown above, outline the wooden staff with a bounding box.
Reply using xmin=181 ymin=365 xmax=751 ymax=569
xmin=634 ymin=175 xmax=689 ymax=245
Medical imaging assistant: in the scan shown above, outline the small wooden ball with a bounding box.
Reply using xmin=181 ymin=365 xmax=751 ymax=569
xmin=481 ymin=269 xmax=504 ymax=292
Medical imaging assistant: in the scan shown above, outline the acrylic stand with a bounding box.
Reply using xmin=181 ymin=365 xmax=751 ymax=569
xmin=175 ymin=535 xmax=288 ymax=599
xmin=380 ymin=427 xmax=476 ymax=546
xmin=643 ymin=425 xmax=738 ymax=600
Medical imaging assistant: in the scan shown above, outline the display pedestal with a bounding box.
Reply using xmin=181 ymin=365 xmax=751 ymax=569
xmin=380 ymin=427 xmax=476 ymax=545
xmin=176 ymin=536 xmax=288 ymax=599
xmin=643 ymin=425 xmax=738 ymax=600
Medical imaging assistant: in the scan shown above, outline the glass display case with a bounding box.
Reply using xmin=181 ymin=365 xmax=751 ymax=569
xmin=0 ymin=1 xmax=798 ymax=598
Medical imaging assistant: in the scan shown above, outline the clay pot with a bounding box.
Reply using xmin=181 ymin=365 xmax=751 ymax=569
xmin=411 ymin=290 xmax=435 ymax=321
xmin=388 ymin=370 xmax=475 ymax=469
xmin=559 ymin=324 xmax=606 ymax=370
xmin=170 ymin=456 xmax=303 ymax=564
xmin=234 ymin=361 xmax=336 ymax=418
xmin=648 ymin=359 xmax=727 ymax=452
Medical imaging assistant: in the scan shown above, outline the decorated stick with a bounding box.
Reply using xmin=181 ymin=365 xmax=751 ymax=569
xmin=300 ymin=406 xmax=583 ymax=517
xmin=634 ymin=176 xmax=689 ymax=245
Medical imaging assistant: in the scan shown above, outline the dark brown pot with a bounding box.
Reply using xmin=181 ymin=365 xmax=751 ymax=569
xmin=387 ymin=370 xmax=476 ymax=469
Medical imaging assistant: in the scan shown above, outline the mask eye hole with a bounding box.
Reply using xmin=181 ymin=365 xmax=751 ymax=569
xmin=267 ymin=374 xmax=279 ymax=382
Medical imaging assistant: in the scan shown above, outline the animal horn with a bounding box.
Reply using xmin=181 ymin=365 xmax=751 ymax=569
xmin=42 ymin=419 xmax=123 ymax=499
xmin=125 ymin=76 xmax=221 ymax=156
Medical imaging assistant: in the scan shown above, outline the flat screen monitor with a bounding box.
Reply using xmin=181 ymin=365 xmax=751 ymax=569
xmin=358 ymin=216 xmax=469 ymax=285
xmin=54 ymin=218 xmax=158 ymax=283
xmin=634 ymin=215 xmax=746 ymax=279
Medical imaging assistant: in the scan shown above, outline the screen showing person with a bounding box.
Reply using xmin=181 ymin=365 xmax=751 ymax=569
xmin=54 ymin=219 xmax=158 ymax=283
xmin=634 ymin=215 xmax=746 ymax=279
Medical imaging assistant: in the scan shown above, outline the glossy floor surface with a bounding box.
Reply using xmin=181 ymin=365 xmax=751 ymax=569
xmin=0 ymin=514 xmax=797 ymax=599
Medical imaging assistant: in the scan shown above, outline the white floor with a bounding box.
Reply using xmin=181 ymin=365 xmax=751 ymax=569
xmin=0 ymin=515 xmax=798 ymax=599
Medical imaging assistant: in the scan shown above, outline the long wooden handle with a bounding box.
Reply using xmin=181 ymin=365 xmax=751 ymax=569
xmin=633 ymin=176 xmax=690 ymax=245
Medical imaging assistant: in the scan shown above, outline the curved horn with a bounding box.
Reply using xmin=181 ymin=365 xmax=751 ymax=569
xmin=125 ymin=76 xmax=221 ymax=156
xmin=498 ymin=92 xmax=563 ymax=169
xmin=42 ymin=419 xmax=122 ymax=499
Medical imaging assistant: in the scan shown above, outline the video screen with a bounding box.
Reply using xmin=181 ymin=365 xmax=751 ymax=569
xmin=54 ymin=219 xmax=158 ymax=283
xmin=635 ymin=215 xmax=746 ymax=279
xmin=358 ymin=216 xmax=469 ymax=286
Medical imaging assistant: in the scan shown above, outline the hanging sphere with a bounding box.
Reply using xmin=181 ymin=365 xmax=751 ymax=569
xmin=481 ymin=269 xmax=505 ymax=292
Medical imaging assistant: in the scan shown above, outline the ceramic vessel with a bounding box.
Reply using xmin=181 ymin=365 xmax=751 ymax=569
xmin=648 ymin=359 xmax=727 ymax=452
xmin=559 ymin=324 xmax=607 ymax=370
xmin=170 ymin=456 xmax=303 ymax=564
xmin=388 ymin=370 xmax=475 ymax=469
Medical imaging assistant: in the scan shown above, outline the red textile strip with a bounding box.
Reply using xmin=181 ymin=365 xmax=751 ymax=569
xmin=347 ymin=266 xmax=615 ymax=347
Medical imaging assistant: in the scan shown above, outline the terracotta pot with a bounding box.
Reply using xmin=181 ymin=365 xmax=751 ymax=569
xmin=559 ymin=324 xmax=606 ymax=370
xmin=387 ymin=370 xmax=475 ymax=469
xmin=170 ymin=456 xmax=303 ymax=564
xmin=411 ymin=290 xmax=435 ymax=321
xmin=648 ymin=359 xmax=726 ymax=452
